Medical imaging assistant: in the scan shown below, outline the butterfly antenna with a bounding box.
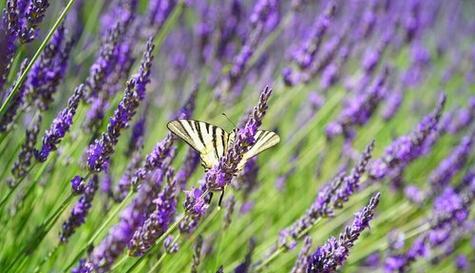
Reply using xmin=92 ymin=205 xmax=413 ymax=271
xmin=222 ymin=113 xmax=237 ymax=128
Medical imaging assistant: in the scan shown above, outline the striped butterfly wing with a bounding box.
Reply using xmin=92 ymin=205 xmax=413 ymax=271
xmin=227 ymin=130 xmax=280 ymax=171
xmin=167 ymin=120 xmax=231 ymax=169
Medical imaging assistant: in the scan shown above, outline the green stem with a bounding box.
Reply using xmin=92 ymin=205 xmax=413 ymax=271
xmin=0 ymin=0 xmax=77 ymax=118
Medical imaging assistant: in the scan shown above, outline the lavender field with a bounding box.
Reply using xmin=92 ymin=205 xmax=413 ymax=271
xmin=0 ymin=0 xmax=474 ymax=272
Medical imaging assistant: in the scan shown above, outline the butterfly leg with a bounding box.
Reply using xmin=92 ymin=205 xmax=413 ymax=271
xmin=218 ymin=188 xmax=225 ymax=208
xmin=207 ymin=192 xmax=214 ymax=204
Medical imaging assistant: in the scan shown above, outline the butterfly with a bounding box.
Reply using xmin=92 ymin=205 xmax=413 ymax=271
xmin=167 ymin=120 xmax=280 ymax=171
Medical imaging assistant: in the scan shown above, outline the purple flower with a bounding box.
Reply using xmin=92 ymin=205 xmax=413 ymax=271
xmin=442 ymin=97 xmax=475 ymax=134
xmin=307 ymin=193 xmax=381 ymax=273
xmin=27 ymin=25 xmax=72 ymax=111
xmin=163 ymin=235 xmax=180 ymax=254
xmin=86 ymin=39 xmax=155 ymax=173
xmin=36 ymin=85 xmax=84 ymax=162
xmin=133 ymin=133 xmax=174 ymax=185
xmin=126 ymin=115 xmax=146 ymax=156
xmin=75 ymin=154 xmax=175 ymax=272
xmin=18 ymin=0 xmax=50 ymax=43
xmin=290 ymin=236 xmax=312 ymax=273
xmin=369 ymin=93 xmax=446 ymax=180
xmin=71 ymin=176 xmax=85 ymax=194
xmin=9 ymin=115 xmax=41 ymax=184
xmin=404 ymin=185 xmax=425 ymax=204
xmin=279 ymin=142 xmax=374 ymax=249
xmin=60 ymin=175 xmax=98 ymax=243
xmin=429 ymin=133 xmax=474 ymax=191
xmin=0 ymin=59 xmax=29 ymax=132
xmin=326 ymin=67 xmax=389 ymax=140
xmin=128 ymin=167 xmax=177 ymax=256
xmin=206 ymin=86 xmax=272 ymax=191
xmin=84 ymin=23 xmax=127 ymax=102
xmin=455 ymin=255 xmax=469 ymax=270
xmin=292 ymin=0 xmax=336 ymax=69
xmin=191 ymin=235 xmax=203 ymax=273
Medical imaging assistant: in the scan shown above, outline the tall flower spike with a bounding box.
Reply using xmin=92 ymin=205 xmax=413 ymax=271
xmin=84 ymin=22 xmax=125 ymax=101
xmin=9 ymin=115 xmax=42 ymax=186
xmin=206 ymin=86 xmax=272 ymax=191
xmin=191 ymin=235 xmax=203 ymax=273
xmin=234 ymin=238 xmax=256 ymax=273
xmin=74 ymin=151 xmax=176 ymax=273
xmin=36 ymin=85 xmax=84 ymax=162
xmin=279 ymin=141 xmax=374 ymax=249
xmin=86 ymin=39 xmax=155 ymax=173
xmin=128 ymin=167 xmax=177 ymax=256
xmin=369 ymin=93 xmax=446 ymax=180
xmin=60 ymin=175 xmax=98 ymax=243
xmin=292 ymin=0 xmax=336 ymax=69
xmin=291 ymin=236 xmax=312 ymax=273
xmin=307 ymin=192 xmax=381 ymax=273
xmin=27 ymin=25 xmax=72 ymax=111
xmin=19 ymin=0 xmax=50 ymax=43
xmin=0 ymin=59 xmax=29 ymax=132
xmin=429 ymin=132 xmax=474 ymax=192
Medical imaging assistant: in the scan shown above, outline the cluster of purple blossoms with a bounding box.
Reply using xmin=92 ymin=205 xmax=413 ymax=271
xmin=26 ymin=25 xmax=73 ymax=111
xmin=60 ymin=175 xmax=98 ymax=243
xmin=440 ymin=97 xmax=475 ymax=134
xmin=283 ymin=0 xmax=336 ymax=86
xmin=35 ymin=85 xmax=84 ymax=162
xmin=128 ymin=167 xmax=176 ymax=256
xmin=205 ymin=86 xmax=272 ymax=191
xmin=326 ymin=68 xmax=390 ymax=140
xmin=384 ymin=178 xmax=475 ymax=273
xmin=429 ymin=132 xmax=474 ymax=192
xmin=279 ymin=141 xmax=374 ymax=249
xmin=307 ymin=192 xmax=381 ymax=273
xmin=74 ymin=151 xmax=176 ymax=272
xmin=0 ymin=0 xmax=49 ymax=91
xmin=0 ymin=59 xmax=29 ymax=132
xmin=218 ymin=0 xmax=279 ymax=95
xmin=86 ymin=39 xmax=154 ymax=173
xmin=8 ymin=114 xmax=41 ymax=185
xmin=368 ymin=94 xmax=446 ymax=181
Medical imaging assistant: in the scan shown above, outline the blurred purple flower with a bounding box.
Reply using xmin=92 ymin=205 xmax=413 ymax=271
xmin=279 ymin=142 xmax=374 ymax=249
xmin=128 ymin=167 xmax=176 ymax=256
xmin=36 ymin=85 xmax=84 ymax=162
xmin=86 ymin=39 xmax=155 ymax=173
xmin=307 ymin=192 xmax=381 ymax=273
xmin=60 ymin=175 xmax=98 ymax=243
xmin=369 ymin=94 xmax=446 ymax=180
xmin=290 ymin=236 xmax=312 ymax=273
xmin=429 ymin=133 xmax=474 ymax=191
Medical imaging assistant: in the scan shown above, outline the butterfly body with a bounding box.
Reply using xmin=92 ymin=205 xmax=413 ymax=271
xmin=167 ymin=120 xmax=279 ymax=171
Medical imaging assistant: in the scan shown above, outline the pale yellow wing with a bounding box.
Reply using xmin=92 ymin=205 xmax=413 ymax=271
xmin=227 ymin=130 xmax=280 ymax=171
xmin=167 ymin=120 xmax=230 ymax=169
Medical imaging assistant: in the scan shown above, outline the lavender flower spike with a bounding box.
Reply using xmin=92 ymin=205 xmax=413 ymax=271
xmin=9 ymin=115 xmax=42 ymax=185
xmin=206 ymin=86 xmax=273 ymax=191
xmin=19 ymin=0 xmax=50 ymax=43
xmin=128 ymin=167 xmax=177 ymax=256
xmin=60 ymin=175 xmax=98 ymax=243
xmin=36 ymin=85 xmax=84 ymax=162
xmin=291 ymin=236 xmax=312 ymax=273
xmin=86 ymin=39 xmax=155 ymax=173
xmin=279 ymin=141 xmax=374 ymax=249
xmin=369 ymin=93 xmax=446 ymax=180
xmin=307 ymin=192 xmax=381 ymax=273
xmin=429 ymin=132 xmax=474 ymax=191
xmin=0 ymin=59 xmax=29 ymax=132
